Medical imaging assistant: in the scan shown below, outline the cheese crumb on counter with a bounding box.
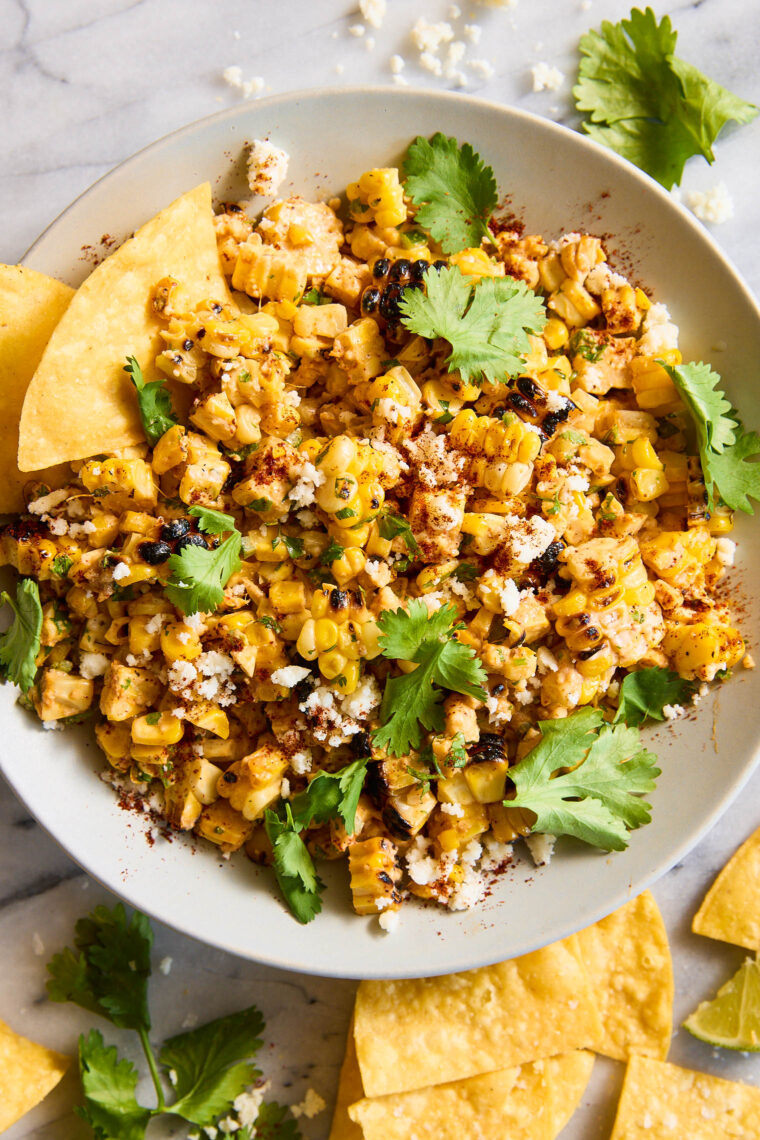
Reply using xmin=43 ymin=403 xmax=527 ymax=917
xmin=359 ymin=0 xmax=386 ymax=29
xmin=290 ymin=1088 xmax=327 ymax=1119
xmin=222 ymin=66 xmax=265 ymax=99
xmin=410 ymin=18 xmax=455 ymax=54
xmin=247 ymin=139 xmax=289 ymax=197
xmin=687 ymin=182 xmax=735 ymax=225
xmin=469 ymin=59 xmax=495 ymax=80
xmin=389 ymin=53 xmax=405 ymax=74
xmin=531 ymin=61 xmax=565 ymax=92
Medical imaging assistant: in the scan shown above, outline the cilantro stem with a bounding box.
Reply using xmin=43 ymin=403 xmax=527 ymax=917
xmin=138 ymin=1026 xmax=167 ymax=1113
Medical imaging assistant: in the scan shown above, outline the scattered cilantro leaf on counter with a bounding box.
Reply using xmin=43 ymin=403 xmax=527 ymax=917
xmin=402 ymin=133 xmax=498 ymax=253
xmin=399 ymin=266 xmax=547 ymax=385
xmin=0 ymin=577 xmax=43 ymax=692
xmin=124 ymin=355 xmax=178 ymax=446
xmin=379 ymin=511 xmax=420 ymax=555
xmin=264 ymin=759 xmax=370 ymax=923
xmin=78 ymin=1030 xmax=151 ymax=1140
xmin=47 ymin=904 xmax=302 ymax=1139
xmin=614 ymin=667 xmax=697 ymax=726
xmin=165 ymin=519 xmax=242 ymax=615
xmin=574 ymin=8 xmax=758 ymax=189
xmin=373 ymin=601 xmax=488 ymax=756
xmin=665 ymin=361 xmax=760 ymax=513
xmin=507 ymin=708 xmax=660 ymax=851
xmin=159 ymin=1007 xmax=264 ymax=1126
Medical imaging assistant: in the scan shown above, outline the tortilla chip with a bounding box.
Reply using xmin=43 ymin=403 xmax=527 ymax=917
xmin=0 ymin=1017 xmax=70 ymax=1131
xmin=0 ymin=265 xmax=74 ymax=512
xmin=576 ymin=891 xmax=673 ymax=1061
xmin=348 ymin=1051 xmax=594 ymax=1140
xmin=354 ymin=934 xmax=602 ymax=1098
xmin=328 ymin=1017 xmax=365 ymax=1140
xmin=609 ymin=1055 xmax=760 ymax=1139
xmin=692 ymin=826 xmax=760 ymax=950
xmin=18 ymin=183 xmax=230 ymax=470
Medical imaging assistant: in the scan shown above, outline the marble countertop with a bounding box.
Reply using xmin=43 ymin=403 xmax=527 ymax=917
xmin=3 ymin=1 xmax=760 ymax=1136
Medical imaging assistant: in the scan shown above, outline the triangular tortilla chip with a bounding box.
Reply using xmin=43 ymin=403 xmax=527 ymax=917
xmin=0 ymin=265 xmax=73 ymax=511
xmin=576 ymin=891 xmax=673 ymax=1061
xmin=693 ymin=826 xmax=760 ymax=950
xmin=347 ymin=1051 xmax=594 ymax=1140
xmin=0 ymin=1017 xmax=70 ymax=1131
xmin=354 ymin=934 xmax=602 ymax=1097
xmin=18 ymin=183 xmax=230 ymax=469
xmin=609 ymin=1055 xmax=760 ymax=1139
xmin=328 ymin=1016 xmax=365 ymax=1140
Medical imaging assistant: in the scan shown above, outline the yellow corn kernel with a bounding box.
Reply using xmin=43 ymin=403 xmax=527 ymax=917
xmin=449 ymin=246 xmax=504 ymax=281
xmin=131 ymin=711 xmax=184 ymax=747
xmin=543 ymin=317 xmax=569 ymax=350
xmin=332 ymin=547 xmax=366 ymax=585
xmin=269 ymin=580 xmax=306 ymax=614
xmin=319 ymin=649 xmax=348 ymax=682
xmin=184 ymin=701 xmax=230 ymax=738
xmin=160 ymin=622 xmax=202 ymax=662
xmin=95 ymin=721 xmax=132 ymax=769
xmin=348 ymin=836 xmax=401 ymax=915
xmin=630 ymin=468 xmax=669 ymax=501
xmin=314 ymin=618 xmax=339 ymax=653
xmin=635 ymin=288 xmax=651 ymax=310
xmin=196 ymin=799 xmax=253 ymax=852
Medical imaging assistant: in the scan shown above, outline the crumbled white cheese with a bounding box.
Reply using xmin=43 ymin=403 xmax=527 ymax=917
xmin=638 ymin=302 xmax=680 ymax=355
xmin=393 ymin=73 xmax=409 ymax=86
xmin=280 ymin=778 xmax=291 ymax=799
xmin=716 ymin=537 xmax=736 ymax=567
xmin=290 ymin=749 xmax=313 ymax=775
xmin=378 ymin=909 xmax=400 ymax=933
xmin=290 ymin=1089 xmax=326 ymax=1120
xmin=481 ymin=835 xmax=513 ymax=870
xmin=341 ymin=674 xmax=381 ymax=720
xmin=271 ymin=665 xmax=312 ymax=688
xmin=79 ymin=652 xmax=110 ymax=680
xmin=565 ymin=474 xmax=590 ymax=492
xmin=536 ymin=646 xmax=559 ymax=674
xmin=144 ymin=612 xmax=166 ymax=636
xmin=168 ymin=659 xmax=199 ymax=693
xmin=440 ymin=801 xmax=465 ymax=818
xmin=68 ymin=519 xmax=97 ymax=537
xmin=364 ymin=558 xmax=392 ymax=588
xmin=509 ymin=514 xmax=556 ymax=563
xmin=158 ymin=956 xmax=173 ymax=975
xmin=233 ymin=1084 xmax=270 ymax=1127
xmin=28 ymin=487 xmax=69 ymax=515
xmin=687 ymin=182 xmax=734 ymax=225
xmin=218 ymin=1118 xmax=240 ymax=1135
xmin=359 ymin=0 xmax=386 ymax=29
xmin=469 ymin=58 xmax=495 ymax=80
xmin=403 ymin=423 xmax=466 ymax=486
xmin=42 ymin=720 xmax=64 ymax=731
xmin=389 ymin=53 xmax=405 ymax=74
xmin=525 ymin=833 xmax=556 ymax=866
xmin=299 ymin=684 xmax=362 ymax=744
xmin=463 ymin=23 xmax=482 ymax=43
xmin=376 ymin=395 xmax=402 ymax=423
xmin=335 ymin=62 xmax=345 ymax=75
xmin=43 ymin=514 xmax=68 ymax=536
xmin=184 ymin=611 xmax=205 ymax=632
xmin=475 ymin=0 xmax=518 ymax=6
xmin=296 ymin=508 xmax=319 ymax=529
xmin=176 ymin=630 xmax=192 ymax=645
xmin=110 ymin=561 xmax=129 ymax=581
xmin=411 ymin=18 xmax=455 ymax=54
xmin=531 ymin=61 xmax=564 ymax=92
xmin=448 ymin=3 xmax=462 ymax=16
xmin=247 ymin=139 xmax=289 ymax=198
xmin=448 ymin=862 xmax=486 ymax=910
xmin=222 ymin=66 xmax=266 ymax=99
xmin=485 ymin=695 xmax=512 ymax=726
xmin=663 ymin=704 xmax=685 ymax=720
xmin=348 ymin=23 xmax=365 ymax=36
xmin=288 ymin=461 xmax=325 ymax=508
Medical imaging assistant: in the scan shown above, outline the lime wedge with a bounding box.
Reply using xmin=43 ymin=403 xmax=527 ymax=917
xmin=684 ymin=956 xmax=760 ymax=1051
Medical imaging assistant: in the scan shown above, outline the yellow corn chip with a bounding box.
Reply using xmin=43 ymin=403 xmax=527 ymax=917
xmin=576 ymin=890 xmax=673 ymax=1061
xmin=18 ymin=183 xmax=230 ymax=470
xmin=609 ymin=1055 xmax=760 ymax=1139
xmin=0 ymin=265 xmax=74 ymax=512
xmin=354 ymin=934 xmax=602 ymax=1097
xmin=328 ymin=1017 xmax=365 ymax=1140
xmin=693 ymin=826 xmax=760 ymax=950
xmin=0 ymin=1017 xmax=70 ymax=1132
xmin=348 ymin=1051 xmax=594 ymax=1140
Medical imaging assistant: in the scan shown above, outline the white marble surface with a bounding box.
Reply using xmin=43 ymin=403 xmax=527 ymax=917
xmin=2 ymin=1 xmax=760 ymax=1137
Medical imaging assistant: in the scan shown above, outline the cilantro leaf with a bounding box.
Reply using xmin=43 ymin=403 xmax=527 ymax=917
xmin=574 ymin=8 xmax=758 ymax=189
xmin=402 ymin=133 xmax=498 ymax=254
xmin=52 ymin=554 xmax=73 ymax=577
xmin=264 ymin=808 xmax=324 ymax=925
xmin=614 ymin=666 xmax=697 ymax=727
xmin=378 ymin=511 xmax=420 ymax=555
xmin=165 ymin=530 xmax=242 ymax=615
xmin=320 ymin=537 xmax=345 ymax=566
xmin=290 ymin=759 xmax=370 ymax=835
xmin=399 ymin=267 xmax=547 ymax=385
xmin=189 ymin=505 xmax=238 ymax=535
xmin=0 ymin=578 xmax=43 ymax=692
xmin=252 ymin=1101 xmax=303 ymax=1140
xmin=665 ymin=361 xmax=760 ymax=513
xmin=77 ymin=1030 xmax=151 ymax=1140
xmin=159 ymin=1006 xmax=264 ymax=1127
xmin=273 ymin=532 xmax=306 ymax=559
xmin=124 ymin=355 xmax=178 ymax=446
xmin=508 ymin=709 xmax=661 ymax=851
xmin=373 ymin=601 xmax=487 ymax=756
xmin=47 ymin=903 xmax=152 ymax=1032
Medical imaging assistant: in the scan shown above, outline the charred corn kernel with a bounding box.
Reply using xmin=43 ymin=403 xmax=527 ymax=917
xmin=318 ymin=434 xmax=358 ymax=476
xmin=630 ymin=468 xmax=669 ymax=501
xmin=576 ymin=643 xmax=617 ymax=679
xmin=217 ymin=742 xmax=288 ymax=821
xmin=548 ymin=279 xmax=601 ymax=327
xmin=196 ymin=799 xmax=253 ymax=853
xmin=663 ymin=621 xmax=745 ymax=679
xmin=120 ymin=511 xmax=161 ymax=537
xmin=184 ymin=702 xmax=230 ymax=738
xmin=353 ymin=168 xmax=407 ymax=228
xmin=319 ymin=649 xmax=348 ymax=681
xmin=131 ymin=711 xmax=184 ymax=746
xmin=449 ymin=246 xmax=504 ymax=280
xmin=269 ymin=580 xmax=306 ymax=613
xmin=332 ymin=547 xmax=366 ymax=585
xmin=464 ymin=761 xmax=509 ymax=803
xmin=450 ymin=409 xmax=541 ymax=464
xmin=348 ymin=836 xmax=401 ymax=915
xmin=543 ymin=317 xmax=569 ymax=350
xmin=431 ymin=803 xmax=489 ymax=853
xmin=80 ymin=457 xmax=157 ymax=506
xmin=160 ymin=622 xmax=202 ymax=662
xmin=95 ymin=720 xmax=132 ymax=770
xmin=316 ymin=472 xmax=360 ymax=515
xmin=630 ymin=357 xmax=683 ymax=414
xmin=232 ymin=235 xmax=306 ymax=302
xmin=34 ymin=669 xmax=94 ymax=721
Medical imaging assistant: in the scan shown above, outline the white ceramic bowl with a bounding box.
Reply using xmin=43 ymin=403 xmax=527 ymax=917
xmin=7 ymin=87 xmax=760 ymax=979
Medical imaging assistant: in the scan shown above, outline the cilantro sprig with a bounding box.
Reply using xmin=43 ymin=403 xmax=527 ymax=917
xmin=574 ymin=8 xmax=758 ymax=189
xmin=0 ymin=577 xmax=43 ymax=692
xmin=124 ymin=355 xmax=178 ymax=447
xmin=164 ymin=506 xmax=242 ymax=615
xmin=264 ymin=759 xmax=370 ymax=923
xmin=47 ymin=903 xmax=300 ymax=1139
xmin=373 ymin=601 xmax=487 ymax=757
xmin=665 ymin=361 xmax=760 ymax=513
xmin=378 ymin=511 xmax=420 ymax=555
xmin=399 ymin=266 xmax=547 ymax=386
xmin=614 ymin=666 xmax=697 ymax=727
xmin=508 ymin=708 xmax=660 ymax=851
xmin=402 ymin=133 xmax=498 ymax=253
